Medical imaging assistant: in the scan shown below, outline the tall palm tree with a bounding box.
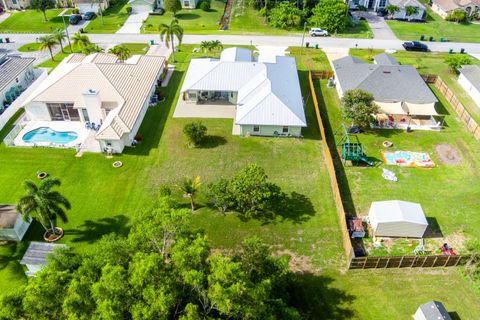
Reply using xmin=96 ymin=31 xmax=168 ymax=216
xmin=38 ymin=35 xmax=58 ymax=61
xmin=91 ymin=0 xmax=104 ymax=26
xmin=52 ymin=29 xmax=67 ymax=53
xmin=179 ymin=176 xmax=201 ymax=212
xmin=159 ymin=19 xmax=183 ymax=63
xmin=72 ymin=32 xmax=91 ymax=51
xmin=17 ymin=177 xmax=71 ymax=236
xmin=108 ymin=45 xmax=132 ymax=62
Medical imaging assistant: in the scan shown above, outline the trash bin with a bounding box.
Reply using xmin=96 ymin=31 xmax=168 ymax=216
xmin=460 ymin=48 xmax=465 ymax=54
xmin=449 ymin=48 xmax=453 ymax=54
xmin=0 ymin=38 xmax=3 ymax=43
xmin=5 ymin=37 xmax=9 ymax=43
xmin=420 ymin=35 xmax=424 ymax=41
xmin=150 ymin=40 xmax=155 ymax=45
xmin=315 ymin=43 xmax=319 ymax=49
xmin=440 ymin=37 xmax=444 ymax=42
xmin=429 ymin=36 xmax=433 ymax=41
xmin=306 ymin=42 xmax=310 ymax=48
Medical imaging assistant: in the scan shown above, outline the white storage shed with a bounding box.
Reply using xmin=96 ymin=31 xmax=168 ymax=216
xmin=414 ymin=300 xmax=451 ymax=320
xmin=368 ymin=200 xmax=428 ymax=238
xmin=0 ymin=205 xmax=31 ymax=241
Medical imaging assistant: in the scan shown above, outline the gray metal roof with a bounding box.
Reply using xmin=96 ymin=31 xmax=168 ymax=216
xmin=374 ymin=53 xmax=399 ymax=66
xmin=333 ymin=56 xmax=438 ymax=103
xmin=417 ymin=301 xmax=452 ymax=320
xmin=0 ymin=53 xmax=34 ymax=92
xmin=460 ymin=65 xmax=480 ymax=93
xmin=20 ymin=242 xmax=67 ymax=266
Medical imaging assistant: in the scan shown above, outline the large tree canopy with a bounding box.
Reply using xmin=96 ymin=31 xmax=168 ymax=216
xmin=0 ymin=197 xmax=300 ymax=319
xmin=308 ymin=0 xmax=348 ymax=33
xmin=267 ymin=2 xmax=304 ymax=29
xmin=341 ymin=89 xmax=379 ymax=128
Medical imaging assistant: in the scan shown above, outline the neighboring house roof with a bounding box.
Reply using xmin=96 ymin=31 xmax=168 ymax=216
xmin=333 ymin=55 xmax=437 ymax=104
xmin=181 ymin=48 xmax=306 ymax=127
xmin=0 ymin=51 xmax=34 ymax=93
xmin=20 ymin=242 xmax=67 ymax=266
xmin=24 ymin=53 xmax=165 ymax=140
xmin=389 ymin=0 xmax=425 ymax=9
xmin=433 ymin=0 xmax=480 ymax=12
xmin=416 ymin=301 xmax=452 ymax=320
xmin=374 ymin=53 xmax=399 ymax=66
xmin=459 ymin=65 xmax=480 ymax=92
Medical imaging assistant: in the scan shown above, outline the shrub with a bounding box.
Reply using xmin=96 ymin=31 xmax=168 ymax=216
xmin=200 ymin=1 xmax=210 ymax=11
xmin=206 ymin=179 xmax=234 ymax=214
xmin=309 ymin=0 xmax=348 ymax=33
xmin=267 ymin=2 xmax=303 ymax=29
xmin=72 ymin=8 xmax=79 ymax=14
xmin=445 ymin=54 xmax=471 ymax=73
xmin=125 ymin=5 xmax=132 ymax=14
xmin=446 ymin=9 xmax=467 ymax=23
xmin=183 ymin=121 xmax=207 ymax=147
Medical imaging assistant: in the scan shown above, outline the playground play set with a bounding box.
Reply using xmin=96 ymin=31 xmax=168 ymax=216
xmin=335 ymin=125 xmax=373 ymax=166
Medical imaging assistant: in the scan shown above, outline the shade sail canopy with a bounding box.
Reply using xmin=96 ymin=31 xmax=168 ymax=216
xmin=376 ymin=101 xmax=407 ymax=115
xmin=403 ymin=102 xmax=439 ymax=116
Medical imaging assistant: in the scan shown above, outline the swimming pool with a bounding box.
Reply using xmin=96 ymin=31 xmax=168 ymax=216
xmin=22 ymin=127 xmax=79 ymax=144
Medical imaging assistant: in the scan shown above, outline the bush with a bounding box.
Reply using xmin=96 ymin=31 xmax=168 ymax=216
xmin=199 ymin=1 xmax=210 ymax=11
xmin=309 ymin=0 xmax=348 ymax=33
xmin=446 ymin=9 xmax=467 ymax=23
xmin=183 ymin=121 xmax=207 ymax=147
xmin=267 ymin=2 xmax=303 ymax=29
xmin=445 ymin=54 xmax=471 ymax=73
xmin=72 ymin=8 xmax=79 ymax=14
xmin=125 ymin=5 xmax=132 ymax=14
xmin=206 ymin=179 xmax=234 ymax=214
xmin=341 ymin=89 xmax=379 ymax=128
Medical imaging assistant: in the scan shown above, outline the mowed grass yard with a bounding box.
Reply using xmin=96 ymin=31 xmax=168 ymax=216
xmin=0 ymin=9 xmax=66 ymax=33
xmin=84 ymin=0 xmax=130 ymax=33
xmin=386 ymin=0 xmax=480 ymax=43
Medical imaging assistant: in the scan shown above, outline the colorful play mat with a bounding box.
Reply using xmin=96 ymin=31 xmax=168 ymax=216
xmin=382 ymin=151 xmax=435 ymax=168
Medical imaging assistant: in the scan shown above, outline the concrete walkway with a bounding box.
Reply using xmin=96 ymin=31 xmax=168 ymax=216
xmin=116 ymin=11 xmax=148 ymax=34
xmin=0 ymin=12 xmax=11 ymax=24
xmin=352 ymin=12 xmax=397 ymax=40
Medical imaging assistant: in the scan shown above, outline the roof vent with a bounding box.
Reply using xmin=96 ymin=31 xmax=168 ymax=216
xmin=383 ymin=71 xmax=391 ymax=74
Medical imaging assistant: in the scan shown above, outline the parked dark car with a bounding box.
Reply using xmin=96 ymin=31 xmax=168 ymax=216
xmin=402 ymin=41 xmax=429 ymax=52
xmin=69 ymin=14 xmax=82 ymax=25
xmin=83 ymin=11 xmax=96 ymax=20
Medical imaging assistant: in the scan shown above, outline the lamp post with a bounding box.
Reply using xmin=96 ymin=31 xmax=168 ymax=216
xmin=300 ymin=21 xmax=307 ymax=56
xmin=62 ymin=14 xmax=73 ymax=53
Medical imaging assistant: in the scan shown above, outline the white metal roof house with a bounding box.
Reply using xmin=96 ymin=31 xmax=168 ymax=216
xmin=414 ymin=300 xmax=452 ymax=320
xmin=458 ymin=65 xmax=480 ymax=108
xmin=368 ymin=200 xmax=429 ymax=238
xmin=0 ymin=205 xmax=31 ymax=241
xmin=333 ymin=54 xmax=440 ymax=131
xmin=180 ymin=47 xmax=307 ymax=137
xmin=20 ymin=242 xmax=67 ymax=276
xmin=22 ymin=53 xmax=166 ymax=153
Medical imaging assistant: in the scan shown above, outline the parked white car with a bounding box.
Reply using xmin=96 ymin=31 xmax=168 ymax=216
xmin=309 ymin=28 xmax=329 ymax=37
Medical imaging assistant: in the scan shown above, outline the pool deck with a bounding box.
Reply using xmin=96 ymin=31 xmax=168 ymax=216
xmin=13 ymin=121 xmax=92 ymax=150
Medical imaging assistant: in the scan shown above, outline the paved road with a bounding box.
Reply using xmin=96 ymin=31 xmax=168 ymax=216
xmin=3 ymin=33 xmax=480 ymax=53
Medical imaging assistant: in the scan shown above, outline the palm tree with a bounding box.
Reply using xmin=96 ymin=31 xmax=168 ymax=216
xmin=108 ymin=45 xmax=132 ymax=62
xmin=17 ymin=177 xmax=71 ymax=237
xmin=384 ymin=4 xmax=399 ymax=19
xmin=159 ymin=19 xmax=183 ymax=63
xmin=38 ymin=34 xmax=58 ymax=61
xmin=52 ymin=29 xmax=67 ymax=53
xmin=91 ymin=0 xmax=104 ymax=26
xmin=200 ymin=40 xmax=211 ymax=55
xmin=82 ymin=43 xmax=103 ymax=54
xmin=210 ymin=40 xmax=223 ymax=52
xmin=179 ymin=176 xmax=201 ymax=212
xmin=405 ymin=6 xmax=419 ymax=21
xmin=72 ymin=32 xmax=91 ymax=51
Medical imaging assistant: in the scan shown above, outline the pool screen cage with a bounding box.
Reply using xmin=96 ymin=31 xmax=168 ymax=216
xmin=3 ymin=124 xmax=23 ymax=146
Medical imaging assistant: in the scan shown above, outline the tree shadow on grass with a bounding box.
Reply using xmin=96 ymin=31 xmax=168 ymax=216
xmin=198 ymin=135 xmax=227 ymax=149
xmin=176 ymin=13 xmax=201 ymax=20
xmin=290 ymin=274 xmax=356 ymax=319
xmin=0 ymin=242 xmax=29 ymax=271
xmin=66 ymin=215 xmax=130 ymax=244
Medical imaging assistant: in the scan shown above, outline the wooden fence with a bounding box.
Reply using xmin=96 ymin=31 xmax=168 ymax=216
xmin=309 ymin=71 xmax=469 ymax=269
xmin=310 ymin=70 xmax=334 ymax=80
xmin=422 ymin=74 xmax=480 ymax=140
xmin=350 ymin=255 xmax=465 ymax=269
xmin=308 ymin=71 xmax=355 ymax=262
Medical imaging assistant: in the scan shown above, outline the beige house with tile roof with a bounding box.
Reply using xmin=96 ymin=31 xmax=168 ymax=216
xmin=23 ymin=53 xmax=166 ymax=153
xmin=431 ymin=0 xmax=480 ymax=18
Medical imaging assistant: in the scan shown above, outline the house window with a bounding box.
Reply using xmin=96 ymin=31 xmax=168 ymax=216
xmin=81 ymin=109 xmax=90 ymax=122
xmin=47 ymin=103 xmax=79 ymax=121
xmin=12 ymin=0 xmax=17 ymax=4
xmin=282 ymin=126 xmax=289 ymax=133
xmin=253 ymin=125 xmax=260 ymax=133
xmin=183 ymin=0 xmax=189 ymax=6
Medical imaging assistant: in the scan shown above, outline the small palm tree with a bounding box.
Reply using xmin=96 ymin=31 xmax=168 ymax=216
xmin=200 ymin=40 xmax=212 ymax=55
xmin=179 ymin=176 xmax=201 ymax=212
xmin=384 ymin=4 xmax=399 ymax=19
xmin=159 ymin=19 xmax=184 ymax=63
xmin=52 ymin=29 xmax=67 ymax=53
xmin=405 ymin=6 xmax=419 ymax=21
xmin=17 ymin=177 xmax=71 ymax=237
xmin=210 ymin=40 xmax=223 ymax=52
xmin=72 ymin=32 xmax=91 ymax=51
xmin=108 ymin=45 xmax=132 ymax=62
xmin=38 ymin=34 xmax=58 ymax=61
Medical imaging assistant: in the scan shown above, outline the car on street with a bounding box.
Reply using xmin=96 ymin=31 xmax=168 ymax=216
xmin=402 ymin=41 xmax=429 ymax=52
xmin=309 ymin=28 xmax=329 ymax=37
xmin=83 ymin=11 xmax=96 ymax=20
xmin=69 ymin=14 xmax=82 ymax=25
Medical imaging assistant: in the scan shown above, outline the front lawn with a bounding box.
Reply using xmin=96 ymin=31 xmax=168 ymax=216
xmin=0 ymin=9 xmax=66 ymax=33
xmin=142 ymin=1 xmax=225 ymax=34
xmin=37 ymin=46 xmax=79 ymax=70
xmin=386 ymin=1 xmax=480 ymax=43
xmin=84 ymin=0 xmax=130 ymax=33
xmin=17 ymin=42 xmax=42 ymax=52
xmin=119 ymin=43 xmax=150 ymax=54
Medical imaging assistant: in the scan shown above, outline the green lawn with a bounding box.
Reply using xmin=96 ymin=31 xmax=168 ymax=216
xmin=336 ymin=20 xmax=373 ymax=39
xmin=37 ymin=46 xmax=80 ymax=70
xmin=386 ymin=0 xmax=480 ymax=43
xmin=119 ymin=43 xmax=150 ymax=54
xmin=17 ymin=43 xmax=42 ymax=52
xmin=0 ymin=9 xmax=67 ymax=33
xmin=142 ymin=1 xmax=225 ymax=34
xmin=84 ymin=0 xmax=130 ymax=33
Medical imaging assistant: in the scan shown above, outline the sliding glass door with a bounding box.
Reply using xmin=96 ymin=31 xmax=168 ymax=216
xmin=47 ymin=103 xmax=80 ymax=121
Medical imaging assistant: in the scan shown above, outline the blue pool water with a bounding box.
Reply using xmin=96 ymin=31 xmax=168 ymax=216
xmin=22 ymin=127 xmax=78 ymax=144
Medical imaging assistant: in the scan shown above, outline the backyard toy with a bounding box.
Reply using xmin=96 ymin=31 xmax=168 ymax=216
xmin=381 ymin=168 xmax=398 ymax=182
xmin=382 ymin=151 xmax=435 ymax=168
xmin=335 ymin=124 xmax=373 ymax=166
xmin=441 ymin=243 xmax=456 ymax=256
xmin=383 ymin=141 xmax=393 ymax=148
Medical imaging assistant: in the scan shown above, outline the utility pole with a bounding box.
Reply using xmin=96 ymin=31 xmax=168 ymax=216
xmin=300 ymin=21 xmax=307 ymax=56
xmin=62 ymin=14 xmax=73 ymax=53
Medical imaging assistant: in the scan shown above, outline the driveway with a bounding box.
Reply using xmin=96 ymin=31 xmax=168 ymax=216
xmin=352 ymin=11 xmax=397 ymax=40
xmin=116 ymin=10 xmax=149 ymax=34
xmin=68 ymin=19 xmax=92 ymax=34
